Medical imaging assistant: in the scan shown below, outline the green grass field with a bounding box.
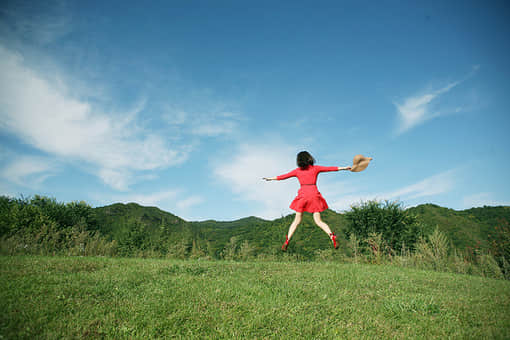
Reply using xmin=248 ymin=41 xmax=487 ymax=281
xmin=1 ymin=256 xmax=509 ymax=339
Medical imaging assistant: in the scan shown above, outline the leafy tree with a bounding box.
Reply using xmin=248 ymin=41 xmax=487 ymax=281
xmin=344 ymin=200 xmax=425 ymax=252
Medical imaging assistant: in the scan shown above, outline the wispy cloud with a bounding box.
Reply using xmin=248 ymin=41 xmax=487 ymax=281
xmin=0 ymin=156 xmax=58 ymax=188
xmin=192 ymin=120 xmax=238 ymax=137
xmin=395 ymin=82 xmax=460 ymax=134
xmin=0 ymin=45 xmax=189 ymax=190
xmin=176 ymin=195 xmax=204 ymax=210
xmin=213 ymin=141 xmax=299 ymax=219
xmin=0 ymin=1 xmax=72 ymax=45
xmin=101 ymin=189 xmax=204 ymax=220
xmin=161 ymin=104 xmax=243 ymax=139
xmin=386 ymin=169 xmax=457 ymax=200
xmin=462 ymin=192 xmax=510 ymax=209
xmin=329 ymin=168 xmax=458 ymax=211
xmin=110 ymin=190 xmax=180 ymax=207
xmin=394 ymin=67 xmax=479 ymax=134
xmin=212 ymin=143 xmax=460 ymax=219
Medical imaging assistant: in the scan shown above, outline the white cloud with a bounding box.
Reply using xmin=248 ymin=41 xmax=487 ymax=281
xmin=394 ymin=81 xmax=460 ymax=134
xmin=192 ymin=120 xmax=237 ymax=137
xmin=386 ymin=169 xmax=456 ymax=200
xmin=213 ymin=142 xmax=300 ymax=219
xmin=0 ymin=45 xmax=189 ymax=190
xmin=394 ymin=67 xmax=479 ymax=134
xmin=329 ymin=168 xmax=458 ymax=211
xmin=190 ymin=110 xmax=243 ymax=137
xmin=176 ymin=195 xmax=204 ymax=210
xmin=214 ymin=141 xmax=460 ymax=218
xmin=462 ymin=192 xmax=510 ymax=209
xmin=112 ymin=190 xmax=180 ymax=207
xmin=161 ymin=104 xmax=242 ymax=139
xmin=0 ymin=156 xmax=57 ymax=188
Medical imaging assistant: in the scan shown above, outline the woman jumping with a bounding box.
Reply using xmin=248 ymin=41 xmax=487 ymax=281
xmin=263 ymin=151 xmax=351 ymax=251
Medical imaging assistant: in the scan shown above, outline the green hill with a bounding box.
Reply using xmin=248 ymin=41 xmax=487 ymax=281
xmin=94 ymin=202 xmax=187 ymax=237
xmin=2 ymin=194 xmax=508 ymax=259
xmin=407 ymin=204 xmax=510 ymax=251
xmin=91 ymin=203 xmax=348 ymax=258
xmin=91 ymin=202 xmax=509 ymax=256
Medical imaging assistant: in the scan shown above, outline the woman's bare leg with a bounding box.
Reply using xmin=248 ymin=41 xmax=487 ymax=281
xmin=287 ymin=212 xmax=302 ymax=239
xmin=313 ymin=212 xmax=333 ymax=236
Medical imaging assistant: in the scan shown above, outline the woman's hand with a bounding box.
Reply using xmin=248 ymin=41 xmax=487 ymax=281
xmin=262 ymin=177 xmax=277 ymax=181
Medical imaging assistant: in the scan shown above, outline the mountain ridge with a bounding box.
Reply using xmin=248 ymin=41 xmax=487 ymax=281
xmin=91 ymin=201 xmax=510 ymax=256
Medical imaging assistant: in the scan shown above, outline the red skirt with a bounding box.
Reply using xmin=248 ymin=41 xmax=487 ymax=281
xmin=289 ymin=186 xmax=329 ymax=213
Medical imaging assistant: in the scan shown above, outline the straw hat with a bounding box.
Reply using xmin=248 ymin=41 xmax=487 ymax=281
xmin=350 ymin=154 xmax=372 ymax=172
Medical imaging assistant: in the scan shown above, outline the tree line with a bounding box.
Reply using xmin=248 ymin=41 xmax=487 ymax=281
xmin=0 ymin=195 xmax=508 ymax=279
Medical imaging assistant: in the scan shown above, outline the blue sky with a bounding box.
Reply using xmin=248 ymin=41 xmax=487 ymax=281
xmin=1 ymin=1 xmax=509 ymax=221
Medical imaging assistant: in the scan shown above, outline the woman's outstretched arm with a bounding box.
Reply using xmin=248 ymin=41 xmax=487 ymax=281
xmin=316 ymin=165 xmax=352 ymax=172
xmin=263 ymin=168 xmax=297 ymax=181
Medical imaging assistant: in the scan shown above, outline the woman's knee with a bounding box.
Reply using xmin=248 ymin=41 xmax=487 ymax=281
xmin=294 ymin=212 xmax=303 ymax=223
xmin=313 ymin=212 xmax=322 ymax=224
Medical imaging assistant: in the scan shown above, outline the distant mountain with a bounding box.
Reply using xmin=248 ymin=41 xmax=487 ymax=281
xmin=92 ymin=202 xmax=510 ymax=255
xmin=92 ymin=203 xmax=347 ymax=257
xmin=93 ymin=202 xmax=192 ymax=254
xmin=407 ymin=204 xmax=510 ymax=250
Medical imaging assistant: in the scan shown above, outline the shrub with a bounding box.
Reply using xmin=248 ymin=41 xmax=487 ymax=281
xmin=365 ymin=232 xmax=386 ymax=264
xmin=488 ymin=222 xmax=510 ymax=275
xmin=414 ymin=228 xmax=449 ymax=271
xmin=347 ymin=234 xmax=361 ymax=263
xmin=238 ymin=240 xmax=256 ymax=260
xmin=345 ymin=200 xmax=425 ymax=252
xmin=221 ymin=236 xmax=239 ymax=260
xmin=477 ymin=252 xmax=504 ymax=279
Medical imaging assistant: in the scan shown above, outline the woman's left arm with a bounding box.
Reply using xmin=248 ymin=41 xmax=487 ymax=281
xmin=316 ymin=165 xmax=351 ymax=172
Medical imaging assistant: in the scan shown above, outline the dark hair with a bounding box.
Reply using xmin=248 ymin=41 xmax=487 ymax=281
xmin=297 ymin=151 xmax=315 ymax=169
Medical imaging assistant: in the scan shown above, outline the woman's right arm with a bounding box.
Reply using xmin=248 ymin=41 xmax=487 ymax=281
xmin=263 ymin=169 xmax=296 ymax=181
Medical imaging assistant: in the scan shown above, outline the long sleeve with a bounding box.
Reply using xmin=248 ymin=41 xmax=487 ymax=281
xmin=276 ymin=169 xmax=297 ymax=180
xmin=315 ymin=166 xmax=339 ymax=173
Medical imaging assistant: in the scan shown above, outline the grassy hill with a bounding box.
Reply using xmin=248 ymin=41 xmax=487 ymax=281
xmin=92 ymin=204 xmax=349 ymax=258
xmin=1 ymin=194 xmax=508 ymax=261
xmin=1 ymin=255 xmax=508 ymax=339
xmin=407 ymin=204 xmax=510 ymax=250
xmin=91 ymin=202 xmax=509 ymax=256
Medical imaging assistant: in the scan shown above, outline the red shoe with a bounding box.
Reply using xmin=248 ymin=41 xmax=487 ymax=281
xmin=282 ymin=235 xmax=289 ymax=251
xmin=330 ymin=233 xmax=339 ymax=249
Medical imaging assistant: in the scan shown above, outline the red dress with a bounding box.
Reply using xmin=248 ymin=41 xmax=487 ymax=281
xmin=276 ymin=165 xmax=338 ymax=213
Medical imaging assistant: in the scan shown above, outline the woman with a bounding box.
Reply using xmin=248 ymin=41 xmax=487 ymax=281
xmin=263 ymin=151 xmax=351 ymax=251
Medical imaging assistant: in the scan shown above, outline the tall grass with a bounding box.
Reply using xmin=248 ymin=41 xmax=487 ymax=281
xmin=0 ymin=225 xmax=117 ymax=257
xmin=1 ymin=227 xmax=506 ymax=280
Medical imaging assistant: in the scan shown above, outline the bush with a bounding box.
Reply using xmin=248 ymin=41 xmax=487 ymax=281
xmin=347 ymin=234 xmax=361 ymax=263
xmin=477 ymin=252 xmax=504 ymax=279
xmin=488 ymin=222 xmax=510 ymax=275
xmin=344 ymin=200 xmax=425 ymax=252
xmin=413 ymin=228 xmax=449 ymax=271
xmin=365 ymin=232 xmax=387 ymax=264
